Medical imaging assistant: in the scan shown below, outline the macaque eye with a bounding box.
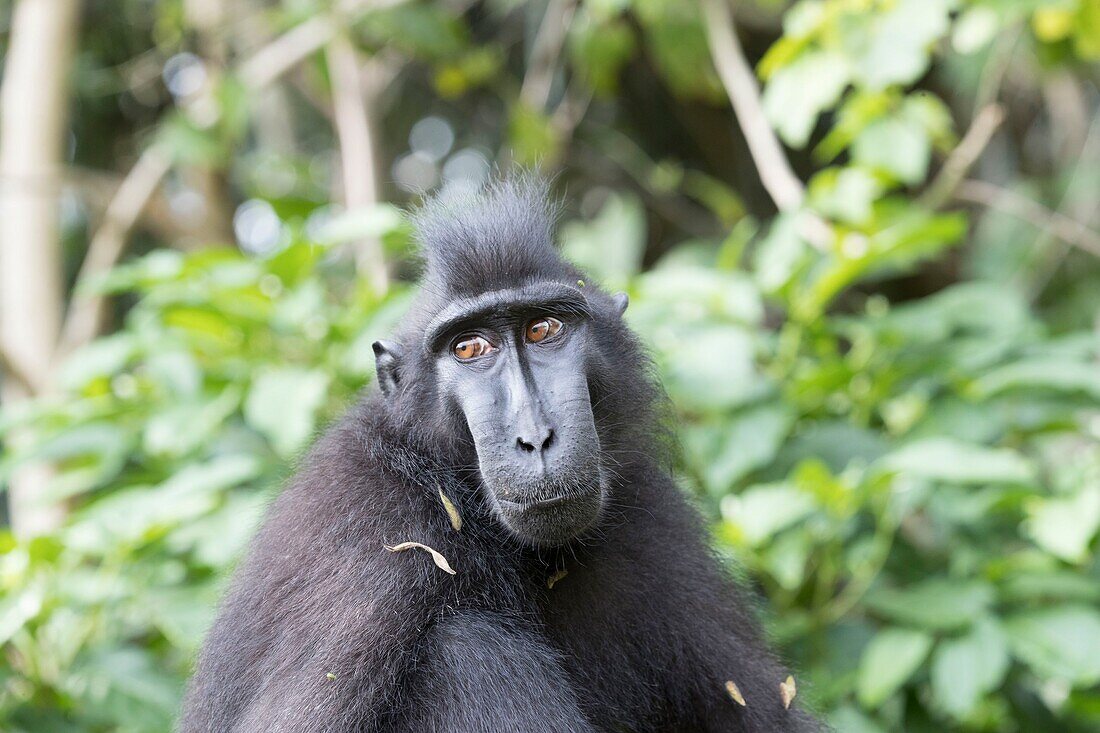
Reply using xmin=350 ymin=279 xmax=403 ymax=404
xmin=525 ymin=317 xmax=564 ymax=344
xmin=452 ymin=334 xmax=495 ymax=361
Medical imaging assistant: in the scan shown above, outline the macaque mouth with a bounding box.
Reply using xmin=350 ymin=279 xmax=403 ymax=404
xmin=491 ymin=474 xmax=605 ymax=545
xmin=498 ymin=491 xmax=591 ymax=512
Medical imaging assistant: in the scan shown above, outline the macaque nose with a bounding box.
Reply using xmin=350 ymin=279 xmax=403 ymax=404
xmin=516 ymin=428 xmax=554 ymax=455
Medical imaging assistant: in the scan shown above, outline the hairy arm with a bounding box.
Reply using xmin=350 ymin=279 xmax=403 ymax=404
xmin=644 ymin=481 xmax=821 ymax=732
xmin=178 ymin=428 xmax=454 ymax=733
xmin=546 ymin=469 xmax=822 ymax=733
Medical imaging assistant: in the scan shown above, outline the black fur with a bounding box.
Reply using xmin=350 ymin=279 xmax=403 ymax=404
xmin=179 ymin=177 xmax=821 ymax=732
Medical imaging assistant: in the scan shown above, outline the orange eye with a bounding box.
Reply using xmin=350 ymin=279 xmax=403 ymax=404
xmin=526 ymin=317 xmax=563 ymax=344
xmin=453 ymin=334 xmax=495 ymax=361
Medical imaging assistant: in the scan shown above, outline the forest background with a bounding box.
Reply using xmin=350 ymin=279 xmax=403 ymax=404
xmin=1 ymin=0 xmax=1099 ymax=731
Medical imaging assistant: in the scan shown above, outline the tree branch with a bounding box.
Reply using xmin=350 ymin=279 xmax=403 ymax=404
xmin=57 ymin=147 xmax=173 ymax=355
xmin=701 ymin=0 xmax=833 ymax=250
xmin=0 ymin=346 xmax=36 ymax=395
xmin=918 ymin=104 xmax=1004 ymax=210
xmin=701 ymin=0 xmax=805 ymax=213
xmin=520 ymin=0 xmax=577 ymax=111
xmin=326 ymin=34 xmax=389 ymax=294
xmin=956 ymin=179 xmax=1100 ymax=258
xmin=0 ymin=0 xmax=80 ymax=537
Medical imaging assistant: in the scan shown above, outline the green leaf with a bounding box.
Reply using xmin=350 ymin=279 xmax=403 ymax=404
xmin=508 ymin=102 xmax=561 ymax=165
xmin=1074 ymin=0 xmax=1100 ymax=59
xmin=852 ymin=116 xmax=931 ymax=185
xmin=809 ymin=166 xmax=883 ymax=225
xmin=56 ymin=333 xmax=139 ymax=389
xmin=569 ymin=17 xmax=636 ymax=95
xmin=143 ymin=387 xmax=241 ymax=458
xmin=865 ymin=579 xmax=995 ymax=631
xmin=1002 ymin=569 xmax=1100 ymax=604
xmin=90 ymin=647 xmax=181 ymax=715
xmin=1025 ymin=486 xmax=1100 ymax=564
xmin=560 ymin=193 xmax=646 ymax=288
xmin=634 ymin=266 xmax=763 ymax=326
xmin=157 ymin=113 xmax=225 ymax=166
xmin=753 ymin=212 xmax=811 ymax=294
xmin=0 ymin=586 xmax=44 ymax=646
xmin=684 ymin=404 xmax=795 ymax=496
xmin=972 ymin=359 xmax=1100 ymax=400
xmin=148 ymin=588 xmax=218 ymax=652
xmin=12 ymin=423 xmax=135 ymax=501
xmin=245 ymin=367 xmax=331 ymax=457
xmin=657 ymin=324 xmax=764 ymax=413
xmin=314 ymin=204 xmax=405 ymax=246
xmin=721 ymin=482 xmax=817 ymax=547
xmin=797 ymin=210 xmax=967 ymax=316
xmin=1005 ymin=606 xmax=1100 ymax=686
xmin=879 ymin=438 xmax=1034 ymax=485
xmin=930 ymin=618 xmax=1010 ymax=718
xmin=853 ymin=0 xmax=952 ymax=90
xmin=167 ymin=492 xmax=267 ymax=569
xmin=828 ymin=706 xmax=888 ymax=733
xmin=361 ymin=3 xmax=469 ymax=61
xmin=857 ymin=628 xmax=933 ymax=708
xmin=763 ymin=50 xmax=851 ymax=147
xmin=952 ymin=6 xmax=1000 ymax=54
xmin=434 ymin=47 xmax=504 ymax=97
xmin=68 ymin=455 xmax=262 ymax=552
xmin=641 ymin=17 xmax=723 ymax=101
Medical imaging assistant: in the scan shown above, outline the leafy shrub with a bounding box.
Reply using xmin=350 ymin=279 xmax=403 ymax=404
xmin=0 ymin=226 xmax=413 ymax=731
xmin=2 ymin=192 xmax=1099 ymax=731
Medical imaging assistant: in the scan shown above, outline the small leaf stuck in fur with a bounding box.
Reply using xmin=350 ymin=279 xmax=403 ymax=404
xmin=385 ymin=542 xmax=456 ymax=575
xmin=780 ymin=675 xmax=796 ymax=709
xmin=438 ymin=488 xmax=462 ymax=531
xmin=725 ymin=680 xmax=747 ymax=706
xmin=547 ymin=569 xmax=568 ymax=589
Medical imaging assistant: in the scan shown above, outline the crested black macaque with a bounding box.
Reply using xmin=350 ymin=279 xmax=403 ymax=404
xmin=180 ymin=177 xmax=821 ymax=733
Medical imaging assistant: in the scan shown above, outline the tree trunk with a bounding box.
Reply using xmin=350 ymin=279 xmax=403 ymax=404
xmin=0 ymin=0 xmax=81 ymax=537
xmin=327 ymin=36 xmax=389 ymax=294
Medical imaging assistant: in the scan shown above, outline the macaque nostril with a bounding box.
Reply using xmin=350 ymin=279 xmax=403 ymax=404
xmin=517 ymin=430 xmax=553 ymax=454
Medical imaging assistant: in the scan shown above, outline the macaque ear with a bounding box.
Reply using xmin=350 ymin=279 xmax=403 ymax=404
xmin=372 ymin=341 xmax=403 ymax=398
xmin=611 ymin=292 xmax=629 ymax=317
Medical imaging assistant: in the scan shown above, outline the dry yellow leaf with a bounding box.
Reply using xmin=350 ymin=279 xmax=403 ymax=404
xmin=547 ymin=569 xmax=568 ymax=589
xmin=385 ymin=542 xmax=456 ymax=575
xmin=725 ymin=680 xmax=747 ymax=706
xmin=438 ymin=488 xmax=462 ymax=531
xmin=780 ymin=675 xmax=796 ymax=709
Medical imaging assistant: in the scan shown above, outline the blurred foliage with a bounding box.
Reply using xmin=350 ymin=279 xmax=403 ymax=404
xmin=2 ymin=0 xmax=1100 ymax=731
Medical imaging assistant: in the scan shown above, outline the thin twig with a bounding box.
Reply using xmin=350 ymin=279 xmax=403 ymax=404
xmin=549 ymin=80 xmax=592 ymax=138
xmin=955 ymin=179 xmax=1100 ymax=258
xmin=326 ymin=34 xmax=389 ymax=293
xmin=520 ymin=0 xmax=577 ymax=111
xmin=236 ymin=0 xmax=408 ymax=90
xmin=918 ymin=103 xmax=1004 ymax=210
xmin=0 ymin=346 xmax=36 ymax=394
xmin=701 ymin=0 xmax=831 ymax=250
xmin=57 ymin=147 xmax=173 ymax=355
xmin=701 ymin=0 xmax=805 ymax=213
xmin=972 ymin=27 xmax=1019 ymax=118
xmin=238 ymin=15 xmax=339 ymax=90
xmin=1021 ymin=92 xmax=1100 ymax=298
